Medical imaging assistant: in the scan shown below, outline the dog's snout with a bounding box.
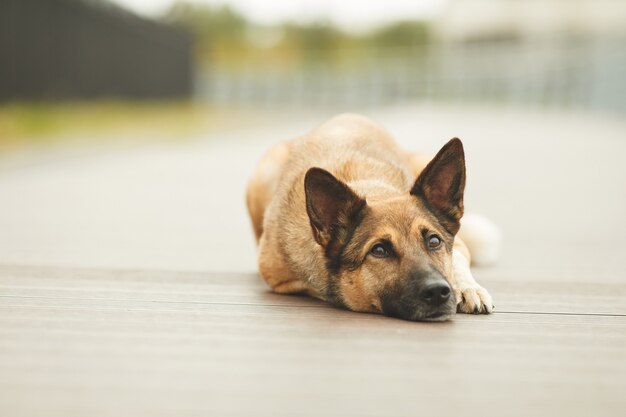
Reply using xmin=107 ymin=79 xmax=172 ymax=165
xmin=380 ymin=273 xmax=455 ymax=321
xmin=419 ymin=278 xmax=451 ymax=307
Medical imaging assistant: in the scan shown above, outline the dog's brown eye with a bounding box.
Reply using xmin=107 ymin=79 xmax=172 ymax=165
xmin=428 ymin=235 xmax=442 ymax=250
xmin=370 ymin=243 xmax=390 ymax=258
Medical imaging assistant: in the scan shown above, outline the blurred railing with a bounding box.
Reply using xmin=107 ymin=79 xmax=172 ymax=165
xmin=197 ymin=37 xmax=626 ymax=113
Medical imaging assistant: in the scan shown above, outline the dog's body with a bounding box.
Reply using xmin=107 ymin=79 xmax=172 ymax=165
xmin=246 ymin=114 xmax=494 ymax=321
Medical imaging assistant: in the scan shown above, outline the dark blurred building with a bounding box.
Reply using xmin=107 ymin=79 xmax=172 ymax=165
xmin=0 ymin=0 xmax=193 ymax=101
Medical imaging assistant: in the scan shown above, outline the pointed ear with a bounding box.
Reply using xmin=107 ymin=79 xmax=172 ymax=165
xmin=410 ymin=138 xmax=466 ymax=235
xmin=305 ymin=167 xmax=366 ymax=247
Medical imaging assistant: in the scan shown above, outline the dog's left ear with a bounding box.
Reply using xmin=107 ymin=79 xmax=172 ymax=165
xmin=411 ymin=138 xmax=466 ymax=235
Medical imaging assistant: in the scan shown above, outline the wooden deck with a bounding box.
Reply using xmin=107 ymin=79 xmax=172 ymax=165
xmin=1 ymin=264 xmax=624 ymax=417
xmin=1 ymin=106 xmax=625 ymax=416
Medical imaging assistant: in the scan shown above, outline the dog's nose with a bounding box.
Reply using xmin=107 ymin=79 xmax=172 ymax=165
xmin=380 ymin=273 xmax=455 ymax=320
xmin=419 ymin=278 xmax=451 ymax=307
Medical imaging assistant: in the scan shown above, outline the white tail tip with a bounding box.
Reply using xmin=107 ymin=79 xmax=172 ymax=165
xmin=458 ymin=213 xmax=502 ymax=266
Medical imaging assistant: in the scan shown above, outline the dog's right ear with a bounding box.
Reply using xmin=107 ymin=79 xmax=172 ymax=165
xmin=305 ymin=167 xmax=366 ymax=247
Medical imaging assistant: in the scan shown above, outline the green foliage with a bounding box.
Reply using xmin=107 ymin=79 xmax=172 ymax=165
xmin=367 ymin=21 xmax=430 ymax=48
xmin=164 ymin=1 xmax=246 ymax=41
xmin=276 ymin=21 xmax=350 ymax=64
xmin=283 ymin=22 xmax=344 ymax=49
xmin=163 ymin=1 xmax=250 ymax=61
xmin=161 ymin=1 xmax=431 ymax=67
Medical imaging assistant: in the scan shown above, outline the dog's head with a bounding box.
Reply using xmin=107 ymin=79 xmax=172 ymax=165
xmin=304 ymin=138 xmax=465 ymax=321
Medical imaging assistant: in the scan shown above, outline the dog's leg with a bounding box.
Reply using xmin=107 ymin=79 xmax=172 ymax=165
xmin=452 ymin=238 xmax=493 ymax=314
xmin=258 ymin=231 xmax=312 ymax=296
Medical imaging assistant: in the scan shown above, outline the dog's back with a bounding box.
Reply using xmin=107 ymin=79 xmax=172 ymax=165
xmin=278 ymin=114 xmax=414 ymax=202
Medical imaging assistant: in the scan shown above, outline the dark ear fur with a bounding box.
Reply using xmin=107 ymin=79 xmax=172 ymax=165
xmin=305 ymin=167 xmax=366 ymax=248
xmin=410 ymin=138 xmax=466 ymax=235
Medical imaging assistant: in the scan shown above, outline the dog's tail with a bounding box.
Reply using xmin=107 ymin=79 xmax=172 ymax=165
xmin=458 ymin=213 xmax=502 ymax=266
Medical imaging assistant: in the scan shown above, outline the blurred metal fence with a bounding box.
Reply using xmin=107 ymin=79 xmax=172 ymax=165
xmin=199 ymin=38 xmax=626 ymax=113
xmin=0 ymin=0 xmax=192 ymax=101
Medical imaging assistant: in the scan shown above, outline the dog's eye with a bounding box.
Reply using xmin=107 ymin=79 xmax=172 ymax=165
xmin=370 ymin=243 xmax=390 ymax=258
xmin=427 ymin=235 xmax=442 ymax=250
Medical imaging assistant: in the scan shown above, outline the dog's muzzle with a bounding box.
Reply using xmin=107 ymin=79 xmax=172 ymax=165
xmin=381 ymin=274 xmax=457 ymax=321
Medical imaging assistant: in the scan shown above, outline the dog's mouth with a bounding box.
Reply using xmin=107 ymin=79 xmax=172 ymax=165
xmin=411 ymin=305 xmax=457 ymax=322
xmin=421 ymin=311 xmax=454 ymax=322
xmin=383 ymin=307 xmax=455 ymax=322
xmin=383 ymin=309 xmax=455 ymax=322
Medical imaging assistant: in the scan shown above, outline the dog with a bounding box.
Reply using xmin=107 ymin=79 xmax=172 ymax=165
xmin=246 ymin=114 xmax=495 ymax=321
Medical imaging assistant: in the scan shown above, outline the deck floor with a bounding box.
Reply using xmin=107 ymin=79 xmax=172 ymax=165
xmin=1 ymin=266 xmax=625 ymax=417
xmin=1 ymin=106 xmax=625 ymax=416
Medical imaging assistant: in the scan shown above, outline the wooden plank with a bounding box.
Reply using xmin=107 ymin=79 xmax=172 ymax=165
xmin=1 ymin=265 xmax=624 ymax=314
xmin=0 ymin=265 xmax=625 ymax=417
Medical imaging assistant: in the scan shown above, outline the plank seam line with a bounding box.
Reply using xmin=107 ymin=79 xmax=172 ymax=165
xmin=496 ymin=310 xmax=626 ymax=317
xmin=1 ymin=296 xmax=625 ymax=317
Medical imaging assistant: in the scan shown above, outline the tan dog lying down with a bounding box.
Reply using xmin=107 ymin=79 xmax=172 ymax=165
xmin=246 ymin=114 xmax=496 ymax=321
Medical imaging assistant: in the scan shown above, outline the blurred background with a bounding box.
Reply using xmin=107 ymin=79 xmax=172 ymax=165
xmin=0 ymin=0 xmax=625 ymax=275
xmin=3 ymin=0 xmax=626 ymax=110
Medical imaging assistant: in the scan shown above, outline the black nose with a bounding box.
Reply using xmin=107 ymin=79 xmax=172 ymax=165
xmin=419 ymin=279 xmax=451 ymax=307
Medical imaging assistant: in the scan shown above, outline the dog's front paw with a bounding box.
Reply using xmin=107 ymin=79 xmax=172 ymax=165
xmin=454 ymin=284 xmax=493 ymax=314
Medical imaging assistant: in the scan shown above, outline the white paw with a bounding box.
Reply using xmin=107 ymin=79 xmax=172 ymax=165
xmin=454 ymin=284 xmax=493 ymax=314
